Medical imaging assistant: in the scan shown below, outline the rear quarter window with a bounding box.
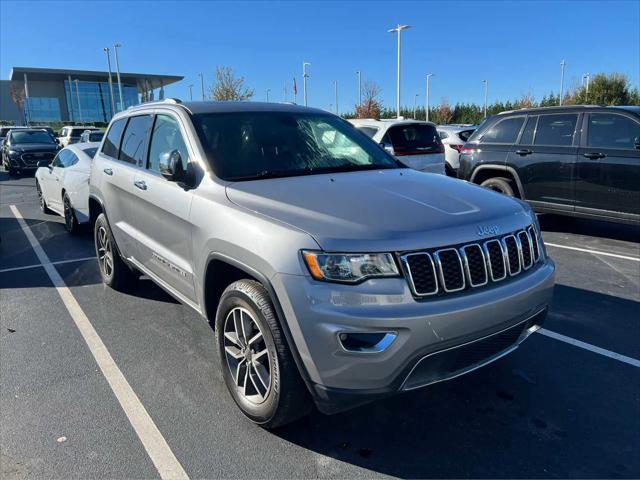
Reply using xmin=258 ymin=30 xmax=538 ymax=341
xmin=534 ymin=114 xmax=578 ymax=146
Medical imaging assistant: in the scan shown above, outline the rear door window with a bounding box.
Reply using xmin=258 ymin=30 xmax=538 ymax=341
xmin=386 ymin=123 xmax=442 ymax=154
xmin=534 ymin=114 xmax=578 ymax=146
xmin=478 ymin=116 xmax=525 ymax=144
xmin=587 ymin=113 xmax=640 ymax=150
xmin=519 ymin=116 xmax=538 ymax=145
xmin=119 ymin=115 xmax=153 ymax=165
xmin=101 ymin=118 xmax=127 ymax=158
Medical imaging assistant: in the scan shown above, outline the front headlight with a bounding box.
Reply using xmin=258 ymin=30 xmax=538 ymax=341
xmin=8 ymin=149 xmax=22 ymax=157
xmin=302 ymin=251 xmax=399 ymax=283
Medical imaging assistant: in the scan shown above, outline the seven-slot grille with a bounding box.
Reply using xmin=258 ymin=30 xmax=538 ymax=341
xmin=401 ymin=225 xmax=542 ymax=297
xmin=22 ymin=152 xmax=54 ymax=165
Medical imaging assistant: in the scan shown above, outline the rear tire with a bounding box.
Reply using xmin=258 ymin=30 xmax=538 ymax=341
xmin=63 ymin=194 xmax=81 ymax=235
xmin=94 ymin=213 xmax=136 ymax=291
xmin=215 ymin=279 xmax=311 ymax=429
xmin=480 ymin=177 xmax=516 ymax=197
xmin=36 ymin=180 xmax=52 ymax=213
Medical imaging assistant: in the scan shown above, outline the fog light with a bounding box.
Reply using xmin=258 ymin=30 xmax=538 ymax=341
xmin=338 ymin=332 xmax=397 ymax=353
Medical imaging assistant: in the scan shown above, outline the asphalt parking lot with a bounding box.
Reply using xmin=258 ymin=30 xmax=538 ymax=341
xmin=1 ymin=170 xmax=638 ymax=479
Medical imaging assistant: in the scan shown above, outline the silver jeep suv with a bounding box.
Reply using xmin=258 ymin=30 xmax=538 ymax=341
xmin=89 ymin=100 xmax=555 ymax=428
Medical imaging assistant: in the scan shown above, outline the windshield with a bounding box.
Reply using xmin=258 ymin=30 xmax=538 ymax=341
xmin=386 ymin=124 xmax=443 ymax=155
xmin=89 ymin=131 xmax=105 ymax=141
xmin=193 ymin=112 xmax=401 ymax=180
xmin=71 ymin=129 xmax=88 ymax=138
xmin=10 ymin=130 xmax=56 ymax=144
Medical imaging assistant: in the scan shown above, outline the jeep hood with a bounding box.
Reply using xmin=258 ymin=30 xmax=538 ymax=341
xmin=226 ymin=169 xmax=534 ymax=252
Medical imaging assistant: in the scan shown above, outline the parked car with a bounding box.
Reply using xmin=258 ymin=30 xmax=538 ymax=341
xmin=0 ymin=125 xmax=29 ymax=143
xmin=458 ymin=105 xmax=640 ymax=225
xmin=90 ymin=99 xmax=555 ymax=428
xmin=437 ymin=124 xmax=477 ymax=176
xmin=349 ymin=118 xmax=446 ymax=174
xmin=35 ymin=142 xmax=99 ymax=233
xmin=80 ymin=129 xmax=105 ymax=143
xmin=58 ymin=126 xmax=99 ymax=147
xmin=2 ymin=128 xmax=61 ymax=176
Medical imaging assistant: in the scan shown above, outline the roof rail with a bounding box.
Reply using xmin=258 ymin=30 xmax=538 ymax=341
xmin=128 ymin=98 xmax=183 ymax=110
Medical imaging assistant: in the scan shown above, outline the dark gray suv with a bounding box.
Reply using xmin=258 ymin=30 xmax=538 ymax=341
xmin=89 ymin=99 xmax=555 ymax=428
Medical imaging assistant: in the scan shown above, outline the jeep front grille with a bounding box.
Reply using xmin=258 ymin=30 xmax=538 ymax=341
xmin=400 ymin=225 xmax=543 ymax=297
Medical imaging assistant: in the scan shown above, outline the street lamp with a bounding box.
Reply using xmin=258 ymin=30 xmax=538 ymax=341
xmin=334 ymin=80 xmax=339 ymax=115
xmin=188 ymin=84 xmax=194 ymax=101
xmin=198 ymin=73 xmax=205 ymax=101
xmin=582 ymin=72 xmax=590 ymax=99
xmin=559 ymin=60 xmax=566 ymax=106
xmin=103 ymin=47 xmax=116 ymax=117
xmin=413 ymin=93 xmax=419 ymax=119
xmin=303 ymin=62 xmax=311 ymax=107
xmin=112 ymin=43 xmax=124 ymax=111
xmin=425 ymin=73 xmax=434 ymax=122
xmin=356 ymin=70 xmax=362 ymax=108
xmin=482 ymin=79 xmax=488 ymax=118
xmin=388 ymin=24 xmax=411 ymax=118
xmin=266 ymin=89 xmax=271 ymax=102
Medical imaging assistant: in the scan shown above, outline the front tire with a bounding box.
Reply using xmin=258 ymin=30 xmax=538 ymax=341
xmin=480 ymin=176 xmax=516 ymax=197
xmin=215 ymin=280 xmax=310 ymax=429
xmin=94 ymin=213 xmax=136 ymax=291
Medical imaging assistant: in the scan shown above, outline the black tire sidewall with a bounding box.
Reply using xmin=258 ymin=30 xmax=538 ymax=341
xmin=215 ymin=286 xmax=282 ymax=425
xmin=94 ymin=214 xmax=115 ymax=285
xmin=63 ymin=195 xmax=78 ymax=234
xmin=481 ymin=177 xmax=515 ymax=197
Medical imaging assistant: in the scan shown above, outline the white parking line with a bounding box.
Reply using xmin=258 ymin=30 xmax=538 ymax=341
xmin=0 ymin=256 xmax=96 ymax=274
xmin=9 ymin=205 xmax=189 ymax=480
xmin=544 ymin=242 xmax=640 ymax=262
xmin=536 ymin=328 xmax=640 ymax=368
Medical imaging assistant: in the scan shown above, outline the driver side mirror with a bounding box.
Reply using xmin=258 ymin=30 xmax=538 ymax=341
xmin=380 ymin=142 xmax=395 ymax=155
xmin=158 ymin=150 xmax=186 ymax=182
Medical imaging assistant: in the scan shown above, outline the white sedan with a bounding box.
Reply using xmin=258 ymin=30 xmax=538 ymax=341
xmin=35 ymin=142 xmax=99 ymax=234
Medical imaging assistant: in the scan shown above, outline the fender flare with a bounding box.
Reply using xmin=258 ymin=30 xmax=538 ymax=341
xmin=469 ymin=164 xmax=526 ymax=200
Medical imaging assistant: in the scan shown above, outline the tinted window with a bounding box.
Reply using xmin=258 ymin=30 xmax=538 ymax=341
xmin=534 ymin=114 xmax=578 ymax=146
xmin=479 ymin=117 xmax=525 ymax=144
xmin=519 ymin=116 xmax=538 ymax=145
xmin=64 ymin=151 xmax=79 ymax=167
xmin=192 ymin=112 xmax=400 ymax=181
xmin=70 ymin=129 xmax=86 ymax=138
xmin=119 ymin=115 xmax=153 ymax=165
xmin=10 ymin=130 xmax=56 ymax=144
xmin=387 ymin=124 xmax=442 ymax=154
xmin=82 ymin=147 xmax=98 ymax=158
xmin=438 ymin=130 xmax=449 ymax=139
xmin=53 ymin=149 xmax=72 ymax=168
xmin=89 ymin=131 xmax=104 ymax=142
xmin=588 ymin=113 xmax=640 ymax=150
xmin=356 ymin=126 xmax=379 ymax=138
xmin=458 ymin=129 xmax=475 ymax=142
xmin=102 ymin=118 xmax=127 ymax=158
xmin=148 ymin=115 xmax=189 ymax=173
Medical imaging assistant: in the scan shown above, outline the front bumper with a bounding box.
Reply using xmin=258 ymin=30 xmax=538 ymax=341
xmin=272 ymin=258 xmax=555 ymax=414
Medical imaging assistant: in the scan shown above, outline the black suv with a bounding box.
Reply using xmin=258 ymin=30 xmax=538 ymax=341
xmin=458 ymin=106 xmax=640 ymax=225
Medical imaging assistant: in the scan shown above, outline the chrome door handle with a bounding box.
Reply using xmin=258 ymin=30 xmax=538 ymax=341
xmin=134 ymin=180 xmax=147 ymax=191
xmin=515 ymin=149 xmax=533 ymax=156
xmin=583 ymin=152 xmax=605 ymax=159
xmin=103 ymin=168 xmax=113 ymax=175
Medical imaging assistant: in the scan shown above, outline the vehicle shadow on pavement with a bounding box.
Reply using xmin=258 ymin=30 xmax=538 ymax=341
xmin=539 ymin=214 xmax=640 ymax=243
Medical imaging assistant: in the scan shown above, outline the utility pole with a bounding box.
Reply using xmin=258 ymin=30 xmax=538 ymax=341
xmin=266 ymin=89 xmax=270 ymax=102
xmin=113 ymin=43 xmax=124 ymax=111
xmin=198 ymin=73 xmax=205 ymax=101
xmin=413 ymin=93 xmax=419 ymax=119
xmin=482 ymin=79 xmax=488 ymax=118
xmin=425 ymin=73 xmax=434 ymax=122
xmin=103 ymin=47 xmax=116 ymax=117
xmin=334 ymin=80 xmax=339 ymax=115
xmin=283 ymin=82 xmax=287 ymax=102
xmin=388 ymin=24 xmax=411 ymax=118
xmin=356 ymin=70 xmax=362 ymax=108
xmin=583 ymin=72 xmax=590 ymax=99
xmin=188 ymin=84 xmax=194 ymax=101
xmin=559 ymin=60 xmax=566 ymax=106
xmin=303 ymin=62 xmax=311 ymax=107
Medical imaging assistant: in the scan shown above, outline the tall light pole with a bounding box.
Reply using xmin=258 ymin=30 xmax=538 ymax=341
xmin=198 ymin=73 xmax=205 ymax=101
xmin=266 ymin=89 xmax=271 ymax=102
xmin=559 ymin=60 xmax=566 ymax=106
xmin=582 ymin=72 xmax=590 ymax=99
xmin=74 ymin=79 xmax=83 ymax=123
xmin=283 ymin=82 xmax=288 ymax=102
xmin=112 ymin=43 xmax=124 ymax=111
xmin=388 ymin=24 xmax=411 ymax=118
xmin=356 ymin=70 xmax=362 ymax=108
xmin=413 ymin=93 xmax=419 ymax=119
xmin=482 ymin=79 xmax=489 ymax=118
xmin=425 ymin=73 xmax=434 ymax=122
xmin=303 ymin=62 xmax=311 ymax=107
xmin=334 ymin=80 xmax=339 ymax=115
xmin=103 ymin=47 xmax=116 ymax=118
xmin=188 ymin=84 xmax=194 ymax=101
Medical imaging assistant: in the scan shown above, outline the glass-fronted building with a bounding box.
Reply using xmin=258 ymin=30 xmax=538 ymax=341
xmin=0 ymin=67 xmax=183 ymax=124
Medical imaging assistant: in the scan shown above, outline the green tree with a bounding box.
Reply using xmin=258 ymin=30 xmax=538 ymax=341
xmin=571 ymin=73 xmax=637 ymax=105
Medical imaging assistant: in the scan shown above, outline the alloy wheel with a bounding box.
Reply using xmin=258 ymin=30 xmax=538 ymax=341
xmin=96 ymin=226 xmax=114 ymax=277
xmin=64 ymin=197 xmax=74 ymax=231
xmin=223 ymin=307 xmax=272 ymax=404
